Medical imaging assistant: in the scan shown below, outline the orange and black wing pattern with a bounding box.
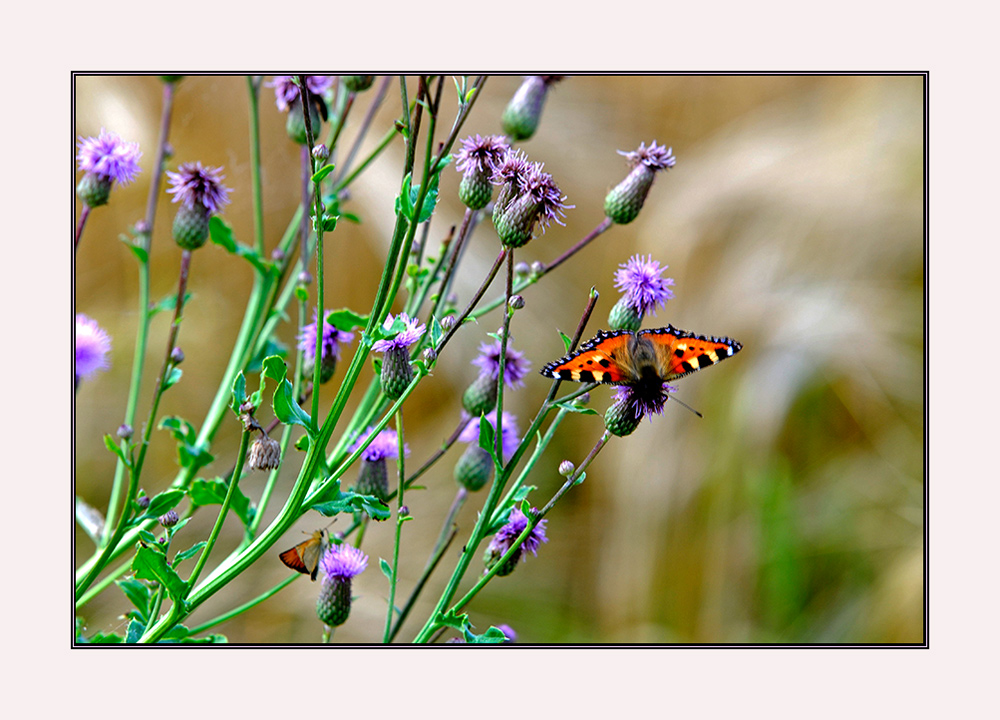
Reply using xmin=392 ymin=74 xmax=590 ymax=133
xmin=639 ymin=325 xmax=742 ymax=382
xmin=540 ymin=329 xmax=636 ymax=385
xmin=278 ymin=530 xmax=327 ymax=581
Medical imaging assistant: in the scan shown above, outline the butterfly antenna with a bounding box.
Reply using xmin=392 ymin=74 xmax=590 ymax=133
xmin=669 ymin=395 xmax=703 ymax=418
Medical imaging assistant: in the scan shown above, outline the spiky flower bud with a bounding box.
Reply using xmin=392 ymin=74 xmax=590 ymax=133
xmin=508 ymin=295 xmax=525 ymax=311
xmin=136 ymin=495 xmax=150 ymax=510
xmin=315 ymin=544 xmax=368 ymax=627
xmin=603 ymin=396 xmax=643 ymax=437
xmin=454 ymin=445 xmax=494 ymax=492
xmin=462 ymin=372 xmax=498 ymax=416
xmin=76 ymin=129 xmax=142 ymax=208
xmin=373 ymin=313 xmax=425 ymax=400
xmin=422 ymin=347 xmax=437 ymax=364
xmin=349 ymin=427 xmax=407 ymax=506
xmin=441 ymin=315 xmax=456 ymax=331
xmin=558 ymin=460 xmax=575 ymax=477
xmin=608 ymin=296 xmax=643 ymax=332
xmin=611 ymin=255 xmax=675 ymax=329
xmin=166 ymin=162 xmax=231 ymax=251
xmin=455 ymin=134 xmax=510 ymax=210
xmin=170 ymin=347 xmax=185 ymax=365
xmin=483 ymin=508 xmax=548 ymax=576
xmin=76 ymin=173 xmax=113 ymax=208
xmin=501 ymin=76 xmax=563 ymax=141
xmin=159 ymin=510 xmax=179 ymax=528
xmin=117 ymin=424 xmax=133 ymax=440
xmin=604 ymin=142 xmax=676 ymax=224
xmin=286 ymin=97 xmax=322 ymax=145
xmin=248 ymin=435 xmax=282 ymax=471
xmin=356 ymin=457 xmax=388 ymax=501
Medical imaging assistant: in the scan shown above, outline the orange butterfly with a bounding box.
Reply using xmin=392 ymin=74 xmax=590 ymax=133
xmin=540 ymin=325 xmax=742 ymax=397
xmin=278 ymin=528 xmax=330 ymax=581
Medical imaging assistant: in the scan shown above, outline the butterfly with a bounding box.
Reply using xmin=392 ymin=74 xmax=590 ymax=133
xmin=278 ymin=528 xmax=330 ymax=581
xmin=540 ymin=325 xmax=742 ymax=402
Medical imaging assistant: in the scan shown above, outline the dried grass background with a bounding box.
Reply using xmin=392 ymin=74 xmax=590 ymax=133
xmin=74 ymin=75 xmax=923 ymax=644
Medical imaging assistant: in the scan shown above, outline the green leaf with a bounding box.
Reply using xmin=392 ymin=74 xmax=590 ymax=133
xmin=261 ymin=356 xmax=312 ymax=432
xmin=174 ymin=541 xmax=207 ymax=564
xmin=148 ymin=292 xmax=192 ymax=319
xmin=310 ymin=479 xmax=391 ymax=521
xmin=573 ymin=471 xmax=587 ymax=486
xmin=209 ymin=216 xmax=274 ymax=277
xmin=553 ymin=401 xmax=599 ymax=416
xmin=311 ymin=163 xmax=336 ymax=183
xmin=103 ymin=434 xmax=130 ymax=468
xmin=438 ymin=608 xmax=470 ymax=632
xmin=132 ymin=545 xmax=188 ymax=607
xmin=85 ymin=631 xmax=125 ymax=644
xmin=341 ymin=212 xmax=361 ymax=224
xmin=477 ymin=414 xmax=498 ymax=462
xmin=162 ymin=366 xmax=183 ymax=390
xmin=246 ymin=336 xmax=288 ymax=373
xmin=137 ymin=529 xmax=158 ymax=545
xmin=320 ymin=214 xmax=339 ymax=233
xmin=430 ymin=317 xmax=443 ymax=347
xmin=230 ymin=372 xmax=248 ymax=414
xmin=190 ymin=478 xmax=255 ymax=528
xmin=464 ymin=625 xmax=508 ymax=644
xmin=125 ymin=242 xmax=149 ymax=264
xmin=325 ymin=308 xmax=368 ymax=332
xmin=380 ymin=558 xmax=392 ymax=580
xmin=559 ymin=330 xmax=573 ymax=354
xmin=126 ymin=618 xmax=145 ymax=643
xmin=116 ymin=578 xmax=151 ymax=622
xmin=143 ymin=489 xmax=186 ymax=519
xmin=159 ymin=416 xmax=214 ymax=471
xmin=396 ymin=174 xmax=414 ymax=220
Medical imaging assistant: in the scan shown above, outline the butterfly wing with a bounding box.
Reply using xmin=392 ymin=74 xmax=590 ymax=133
xmin=639 ymin=325 xmax=742 ymax=382
xmin=540 ymin=329 xmax=637 ymax=385
xmin=278 ymin=530 xmax=327 ymax=581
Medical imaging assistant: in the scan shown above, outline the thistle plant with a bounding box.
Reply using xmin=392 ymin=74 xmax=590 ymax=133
xmin=74 ymin=74 xmax=733 ymax=645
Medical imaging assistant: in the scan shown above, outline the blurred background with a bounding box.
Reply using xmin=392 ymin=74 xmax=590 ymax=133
xmin=74 ymin=75 xmax=924 ymax=644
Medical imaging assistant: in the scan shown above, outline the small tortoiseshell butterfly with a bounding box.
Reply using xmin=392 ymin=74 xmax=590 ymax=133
xmin=540 ymin=325 xmax=742 ymax=401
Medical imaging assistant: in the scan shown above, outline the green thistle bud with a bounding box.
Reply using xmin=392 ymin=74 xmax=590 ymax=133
xmin=604 ymin=397 xmax=643 ymax=437
xmin=316 ymin=575 xmax=353 ymax=627
xmin=454 ymin=445 xmax=494 ymax=492
xmin=493 ymin=193 xmax=539 ymax=248
xmin=343 ymin=75 xmax=375 ymax=92
xmin=459 ymin=171 xmax=493 ymax=210
xmin=380 ymin=346 xmax=414 ymax=400
xmin=462 ymin=373 xmax=498 ymax=416
xmin=77 ymin=173 xmax=113 ymax=208
xmin=355 ymin=457 xmax=389 ymax=502
xmin=608 ymin=296 xmax=643 ymax=332
xmin=484 ymin=543 xmax=523 ymax=577
xmin=286 ymin=97 xmax=322 ymax=145
xmin=604 ymin=142 xmax=676 ymax=224
xmin=172 ymin=202 xmax=211 ymax=250
xmin=501 ymin=76 xmax=563 ymax=141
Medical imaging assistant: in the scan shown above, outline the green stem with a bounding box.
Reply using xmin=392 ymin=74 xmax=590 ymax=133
xmin=383 ymin=410 xmax=406 ymax=643
xmin=186 ymin=573 xmax=298 ymax=637
xmin=246 ymin=76 xmax=265 ymax=255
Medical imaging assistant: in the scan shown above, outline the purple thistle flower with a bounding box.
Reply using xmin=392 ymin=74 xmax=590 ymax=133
xmin=618 ymin=140 xmax=676 ymax=171
xmin=75 ymin=314 xmax=112 ymax=384
xmin=166 ymin=162 xmax=231 ymax=213
xmin=372 ymin=313 xmax=426 ymax=353
xmin=319 ymin=543 xmax=368 ymax=581
xmin=491 ymin=157 xmax=571 ymax=248
xmin=614 ymin=254 xmax=675 ymax=316
xmin=455 ymin=134 xmax=510 ymax=176
xmin=76 ymin=129 xmax=142 ymax=185
xmin=613 ymin=381 xmax=677 ymax=420
xmin=496 ymin=624 xmax=517 ymax=642
xmin=484 ymin=507 xmax=548 ymax=576
xmin=268 ymin=75 xmax=335 ymax=112
xmin=348 ymin=426 xmax=410 ymax=463
xmin=471 ymin=339 xmax=531 ymax=388
xmin=520 ymin=161 xmax=571 ymax=231
xmin=297 ymin=310 xmax=355 ymax=366
xmin=459 ymin=410 xmax=520 ymax=462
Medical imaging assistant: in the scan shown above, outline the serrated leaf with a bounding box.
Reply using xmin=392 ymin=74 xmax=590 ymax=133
xmin=75 ymin=496 xmax=105 ymax=543
xmin=116 ymin=578 xmax=151 ymax=622
xmin=174 ymin=541 xmax=207 ymax=564
xmin=380 ymin=558 xmax=392 ymax=580
xmin=310 ymin=479 xmax=391 ymax=521
xmin=311 ymin=163 xmax=336 ymax=183
xmin=325 ymin=308 xmax=368 ymax=332
xmin=464 ymin=625 xmax=507 ymax=644
xmin=162 ymin=366 xmax=183 ymax=390
xmin=438 ymin=608 xmax=470 ymax=632
xmin=132 ymin=545 xmax=188 ymax=606
xmin=189 ymin=478 xmax=255 ymax=528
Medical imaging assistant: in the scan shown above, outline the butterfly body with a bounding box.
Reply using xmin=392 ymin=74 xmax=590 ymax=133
xmin=278 ymin=529 xmax=329 ymax=581
xmin=540 ymin=325 xmax=742 ymax=403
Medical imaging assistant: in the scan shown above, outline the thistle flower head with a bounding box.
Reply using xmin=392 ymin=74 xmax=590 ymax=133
xmin=605 ymin=381 xmax=677 ymax=436
xmin=455 ymin=134 xmax=511 ymax=177
xmin=484 ymin=507 xmax=548 ymax=575
xmin=319 ymin=542 xmax=368 ymax=581
xmin=76 ymin=129 xmax=142 ymax=185
xmin=268 ymin=75 xmax=335 ymax=111
xmin=459 ymin=410 xmax=520 ymax=462
xmin=75 ymin=314 xmax=112 ymax=382
xmin=372 ymin=313 xmax=425 ymax=353
xmin=348 ymin=426 xmax=409 ymax=463
xmin=619 ymin=141 xmax=676 ymax=170
xmin=605 ymin=142 xmax=675 ymax=224
xmin=166 ymin=162 xmax=231 ymax=213
xmin=613 ymin=254 xmax=674 ymax=316
xmin=471 ymin=339 xmax=531 ymax=388
xmin=297 ymin=311 xmax=354 ymax=366
xmin=492 ymin=158 xmax=571 ymax=248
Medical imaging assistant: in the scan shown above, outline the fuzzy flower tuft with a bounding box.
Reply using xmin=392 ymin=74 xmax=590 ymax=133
xmin=268 ymin=75 xmax=335 ymax=112
xmin=471 ymin=339 xmax=531 ymax=388
xmin=75 ymin=314 xmax=112 ymax=383
xmin=484 ymin=507 xmax=548 ymax=576
xmin=76 ymin=129 xmax=143 ymax=185
xmin=319 ymin=542 xmax=368 ymax=580
xmin=613 ymin=381 xmax=676 ymax=419
xmin=372 ymin=313 xmax=426 ymax=353
xmin=614 ymin=255 xmax=674 ymax=316
xmin=491 ymin=156 xmax=571 ymax=248
xmin=298 ymin=311 xmax=354 ymax=367
xmin=455 ymin=134 xmax=511 ymax=176
xmin=618 ymin=141 xmax=676 ymax=171
xmin=166 ymin=162 xmax=231 ymax=213
xmin=459 ymin=410 xmax=520 ymax=462
xmin=348 ymin=426 xmax=409 ymax=463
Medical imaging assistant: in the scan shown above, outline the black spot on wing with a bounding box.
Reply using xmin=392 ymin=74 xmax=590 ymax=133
xmin=697 ymin=353 xmax=715 ymax=369
xmin=577 ymin=370 xmax=596 ymax=383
